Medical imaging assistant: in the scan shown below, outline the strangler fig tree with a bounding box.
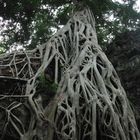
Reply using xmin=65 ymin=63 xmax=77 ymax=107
xmin=0 ymin=7 xmax=139 ymax=140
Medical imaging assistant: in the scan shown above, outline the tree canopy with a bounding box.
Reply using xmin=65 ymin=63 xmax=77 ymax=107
xmin=0 ymin=0 xmax=140 ymax=52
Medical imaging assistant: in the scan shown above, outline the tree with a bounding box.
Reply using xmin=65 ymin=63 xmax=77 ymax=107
xmin=0 ymin=0 xmax=140 ymax=51
xmin=106 ymin=29 xmax=140 ymax=129
xmin=0 ymin=7 xmax=139 ymax=140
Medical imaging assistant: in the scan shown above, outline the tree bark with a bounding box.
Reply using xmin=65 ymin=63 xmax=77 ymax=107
xmin=0 ymin=7 xmax=139 ymax=140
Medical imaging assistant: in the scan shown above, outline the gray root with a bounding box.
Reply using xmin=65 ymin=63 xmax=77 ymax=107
xmin=0 ymin=8 xmax=139 ymax=140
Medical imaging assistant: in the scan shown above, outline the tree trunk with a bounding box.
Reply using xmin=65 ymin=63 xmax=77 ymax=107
xmin=0 ymin=7 xmax=139 ymax=140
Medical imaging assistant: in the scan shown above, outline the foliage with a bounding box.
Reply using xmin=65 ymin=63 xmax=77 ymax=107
xmin=38 ymin=72 xmax=58 ymax=93
xmin=0 ymin=8 xmax=139 ymax=139
xmin=0 ymin=0 xmax=140 ymax=51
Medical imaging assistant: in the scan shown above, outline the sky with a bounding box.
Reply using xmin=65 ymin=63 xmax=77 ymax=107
xmin=136 ymin=0 xmax=140 ymax=11
xmin=114 ymin=0 xmax=140 ymax=11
